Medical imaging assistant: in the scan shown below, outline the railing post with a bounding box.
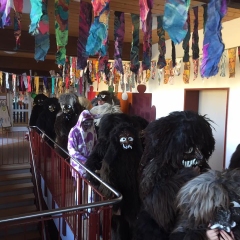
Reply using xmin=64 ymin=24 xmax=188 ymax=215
xmin=102 ymin=207 xmax=112 ymax=240
xmin=77 ymin=177 xmax=82 ymax=239
xmin=61 ymin=158 xmax=66 ymax=236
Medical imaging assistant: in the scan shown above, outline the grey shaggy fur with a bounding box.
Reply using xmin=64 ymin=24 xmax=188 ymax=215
xmin=171 ymin=169 xmax=240 ymax=239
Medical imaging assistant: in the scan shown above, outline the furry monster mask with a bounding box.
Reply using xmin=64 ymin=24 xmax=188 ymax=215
xmin=134 ymin=111 xmax=215 ymax=240
xmin=171 ymin=169 xmax=240 ymax=240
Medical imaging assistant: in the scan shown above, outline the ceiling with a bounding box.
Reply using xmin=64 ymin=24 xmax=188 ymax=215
xmin=0 ymin=0 xmax=240 ymax=74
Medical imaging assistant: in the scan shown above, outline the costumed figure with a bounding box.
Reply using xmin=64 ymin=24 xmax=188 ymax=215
xmin=54 ymin=93 xmax=84 ymax=159
xmin=29 ymin=93 xmax=48 ymax=126
xmin=90 ymin=91 xmax=122 ymax=133
xmin=134 ymin=111 xmax=215 ymax=240
xmin=94 ymin=90 xmax=121 ymax=106
xmin=99 ymin=122 xmax=143 ymax=240
xmin=170 ymin=169 xmax=240 ymax=240
xmin=228 ymin=144 xmax=240 ymax=169
xmin=90 ymin=91 xmax=122 ymax=129
xmin=68 ymin=110 xmax=97 ymax=177
xmin=85 ymin=113 xmax=148 ymax=186
xmin=36 ymin=97 xmax=61 ymax=147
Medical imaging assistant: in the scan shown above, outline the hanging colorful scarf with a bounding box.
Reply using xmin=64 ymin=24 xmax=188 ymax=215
xmin=86 ymin=0 xmax=110 ymax=57
xmin=130 ymin=14 xmax=140 ymax=74
xmin=98 ymin=55 xmax=109 ymax=80
xmin=55 ymin=0 xmax=69 ymax=65
xmin=164 ymin=59 xmax=173 ymax=84
xmin=151 ymin=61 xmax=156 ymax=79
xmin=139 ymin=0 xmax=153 ymax=33
xmin=157 ymin=15 xmax=166 ymax=69
xmin=192 ymin=7 xmax=199 ymax=80
xmin=29 ymin=0 xmax=42 ymax=35
xmin=77 ymin=1 xmax=92 ymax=70
xmin=35 ymin=0 xmax=49 ymax=61
xmin=182 ymin=12 xmax=190 ymax=63
xmin=34 ymin=76 xmax=39 ymax=94
xmin=27 ymin=76 xmax=31 ymax=92
xmin=228 ymin=48 xmax=236 ymax=78
xmin=192 ymin=7 xmax=199 ymax=60
xmin=13 ymin=0 xmax=23 ymax=50
xmin=114 ymin=11 xmax=125 ymax=75
xmin=0 ymin=0 xmax=11 ymax=28
xmin=22 ymin=73 xmax=28 ymax=89
xmin=163 ymin=0 xmax=190 ymax=44
xmin=43 ymin=76 xmax=48 ymax=94
xmin=171 ymin=41 xmax=176 ymax=67
xmin=183 ymin=62 xmax=190 ymax=84
xmin=5 ymin=72 xmax=9 ymax=89
xmin=142 ymin=2 xmax=152 ymax=71
xmin=174 ymin=58 xmax=182 ymax=76
xmin=12 ymin=74 xmax=17 ymax=96
xmin=200 ymin=0 xmax=227 ymax=78
xmin=0 ymin=71 xmax=2 ymax=89
xmin=219 ymin=50 xmax=227 ymax=77
xmin=157 ymin=68 xmax=163 ymax=85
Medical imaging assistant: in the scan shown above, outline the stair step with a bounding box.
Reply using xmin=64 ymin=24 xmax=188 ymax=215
xmin=0 ymin=193 xmax=35 ymax=205
xmin=1 ymin=230 xmax=41 ymax=240
xmin=0 ymin=164 xmax=31 ymax=172
xmin=0 ymin=182 xmax=33 ymax=193
xmin=0 ymin=205 xmax=37 ymax=218
xmin=0 ymin=173 xmax=32 ymax=182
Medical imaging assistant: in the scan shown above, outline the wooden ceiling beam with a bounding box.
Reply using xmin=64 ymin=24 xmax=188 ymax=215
xmin=194 ymin=0 xmax=240 ymax=9
xmin=0 ymin=29 xmax=143 ymax=62
xmin=0 ymin=29 xmax=143 ymax=74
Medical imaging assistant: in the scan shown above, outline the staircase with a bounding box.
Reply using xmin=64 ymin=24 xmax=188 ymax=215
xmin=0 ymin=163 xmax=41 ymax=240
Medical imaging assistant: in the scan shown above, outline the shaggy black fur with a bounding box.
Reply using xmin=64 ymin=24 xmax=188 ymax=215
xmin=229 ymin=144 xmax=240 ymax=169
xmin=36 ymin=97 xmax=61 ymax=147
xmin=29 ymin=94 xmax=48 ymax=126
xmin=54 ymin=93 xmax=83 ymax=159
xmin=85 ymin=113 xmax=148 ymax=186
xmin=98 ymin=122 xmax=143 ymax=240
xmin=170 ymin=169 xmax=240 ymax=240
xmin=130 ymin=115 xmax=149 ymax=149
xmin=134 ymin=111 xmax=215 ymax=240
xmin=85 ymin=113 xmax=135 ymax=185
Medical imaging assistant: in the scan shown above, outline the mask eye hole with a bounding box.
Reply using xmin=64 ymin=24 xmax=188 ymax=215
xmin=185 ymin=147 xmax=193 ymax=154
xmin=128 ymin=137 xmax=134 ymax=141
xmin=120 ymin=137 xmax=126 ymax=142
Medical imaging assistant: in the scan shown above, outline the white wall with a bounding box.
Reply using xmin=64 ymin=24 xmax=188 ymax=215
xmin=91 ymin=17 xmax=240 ymax=168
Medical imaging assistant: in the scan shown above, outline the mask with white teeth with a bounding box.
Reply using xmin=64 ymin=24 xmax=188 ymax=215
xmin=119 ymin=130 xmax=134 ymax=150
xmin=182 ymin=147 xmax=203 ymax=168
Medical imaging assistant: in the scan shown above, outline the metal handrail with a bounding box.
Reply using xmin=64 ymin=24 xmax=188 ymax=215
xmin=0 ymin=126 xmax=122 ymax=224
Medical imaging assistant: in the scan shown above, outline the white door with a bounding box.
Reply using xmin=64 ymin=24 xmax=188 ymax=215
xmin=198 ymin=90 xmax=228 ymax=171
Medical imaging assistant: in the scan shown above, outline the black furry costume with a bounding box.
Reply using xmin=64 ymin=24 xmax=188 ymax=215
xmin=29 ymin=93 xmax=48 ymax=126
xmin=54 ymin=93 xmax=83 ymax=159
xmin=170 ymin=169 xmax=240 ymax=240
xmin=229 ymin=144 xmax=240 ymax=169
xmin=99 ymin=122 xmax=143 ymax=240
xmin=134 ymin=111 xmax=215 ymax=240
xmin=96 ymin=90 xmax=120 ymax=106
xmin=85 ymin=113 xmax=148 ymax=186
xmin=36 ymin=97 xmax=61 ymax=147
